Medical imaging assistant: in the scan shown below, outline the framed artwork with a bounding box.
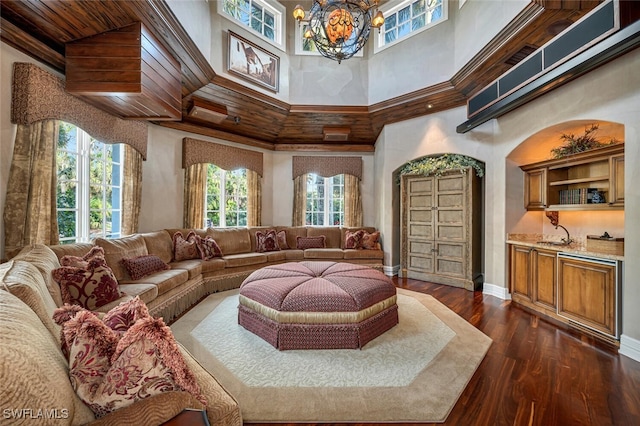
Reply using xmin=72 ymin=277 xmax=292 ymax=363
xmin=227 ymin=31 xmax=279 ymax=92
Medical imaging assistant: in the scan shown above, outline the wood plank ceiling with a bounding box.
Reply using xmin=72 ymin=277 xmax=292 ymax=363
xmin=0 ymin=0 xmax=600 ymax=152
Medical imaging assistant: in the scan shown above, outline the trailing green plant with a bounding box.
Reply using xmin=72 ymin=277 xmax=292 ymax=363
xmin=551 ymin=124 xmax=620 ymax=159
xmin=398 ymin=154 xmax=485 ymax=182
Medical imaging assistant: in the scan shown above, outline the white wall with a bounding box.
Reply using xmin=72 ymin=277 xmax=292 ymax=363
xmin=166 ymin=0 xmax=213 ymax=63
xmin=374 ymin=47 xmax=640 ymax=346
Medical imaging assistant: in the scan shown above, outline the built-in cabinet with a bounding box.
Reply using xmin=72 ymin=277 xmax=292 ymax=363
xmin=509 ymin=244 xmax=621 ymax=343
xmin=400 ymin=169 xmax=482 ymax=291
xmin=521 ymin=143 xmax=624 ymax=211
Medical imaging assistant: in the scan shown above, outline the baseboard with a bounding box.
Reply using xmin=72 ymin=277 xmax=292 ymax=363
xmin=384 ymin=264 xmax=400 ymax=277
xmin=482 ymin=282 xmax=511 ymax=300
xmin=619 ymin=334 xmax=640 ymax=363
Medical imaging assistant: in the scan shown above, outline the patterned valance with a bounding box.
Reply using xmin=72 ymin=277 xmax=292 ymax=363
xmin=182 ymin=138 xmax=263 ymax=176
xmin=11 ymin=62 xmax=148 ymax=159
xmin=292 ymin=156 xmax=362 ymax=180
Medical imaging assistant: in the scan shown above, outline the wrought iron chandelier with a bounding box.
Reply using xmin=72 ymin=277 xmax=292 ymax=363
xmin=293 ymin=0 xmax=384 ymax=64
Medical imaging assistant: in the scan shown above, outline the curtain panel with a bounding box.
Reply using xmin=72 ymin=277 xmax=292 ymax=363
xmin=3 ymin=121 xmax=59 ymax=258
xmin=292 ymin=174 xmax=307 ymax=227
xmin=121 ymin=145 xmax=143 ymax=235
xmin=247 ymin=169 xmax=262 ymax=227
xmin=183 ymin=163 xmax=207 ymax=229
xmin=343 ymin=174 xmax=363 ymax=227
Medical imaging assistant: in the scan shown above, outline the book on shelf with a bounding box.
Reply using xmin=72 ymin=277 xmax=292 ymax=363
xmin=558 ymin=188 xmax=600 ymax=205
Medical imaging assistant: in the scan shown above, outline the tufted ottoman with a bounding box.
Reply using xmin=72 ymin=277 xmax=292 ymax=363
xmin=238 ymin=261 xmax=399 ymax=350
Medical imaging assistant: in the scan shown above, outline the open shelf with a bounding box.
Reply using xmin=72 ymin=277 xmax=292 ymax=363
xmin=549 ymin=175 xmax=609 ymax=186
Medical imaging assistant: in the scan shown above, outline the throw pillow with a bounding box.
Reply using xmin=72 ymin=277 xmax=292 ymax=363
xmin=173 ymin=231 xmax=200 ymax=261
xmin=344 ymin=229 xmax=366 ymax=249
xmin=255 ymin=230 xmax=280 ymax=253
xmin=61 ymin=246 xmax=106 ymax=268
xmin=360 ymin=231 xmax=381 ymax=250
xmin=102 ymin=296 xmax=151 ymax=335
xmin=296 ymin=235 xmax=326 ymax=250
xmin=53 ymin=257 xmax=122 ymax=310
xmin=195 ymin=235 xmax=223 ymax=260
xmin=121 ymin=255 xmax=170 ymax=281
xmin=63 ymin=313 xmax=207 ymax=417
xmin=276 ymin=230 xmax=289 ymax=249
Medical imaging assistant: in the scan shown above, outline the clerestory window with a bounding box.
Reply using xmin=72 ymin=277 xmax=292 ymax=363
xmin=220 ymin=0 xmax=285 ymax=48
xmin=205 ymin=164 xmax=248 ymax=228
xmin=305 ymin=173 xmax=345 ymax=226
xmin=56 ymin=122 xmax=123 ymax=243
xmin=376 ymin=0 xmax=447 ymax=51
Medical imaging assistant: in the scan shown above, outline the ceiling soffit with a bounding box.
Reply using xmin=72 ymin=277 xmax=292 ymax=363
xmin=0 ymin=0 xmax=598 ymax=151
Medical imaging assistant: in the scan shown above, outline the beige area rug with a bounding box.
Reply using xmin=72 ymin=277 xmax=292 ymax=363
xmin=171 ymin=288 xmax=491 ymax=423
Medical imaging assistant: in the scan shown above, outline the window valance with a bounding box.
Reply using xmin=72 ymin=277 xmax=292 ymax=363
xmin=292 ymin=156 xmax=362 ymax=180
xmin=11 ymin=62 xmax=148 ymax=159
xmin=182 ymin=138 xmax=263 ymax=176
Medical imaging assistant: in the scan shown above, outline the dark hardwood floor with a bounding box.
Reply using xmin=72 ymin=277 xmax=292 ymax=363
xmin=246 ymin=277 xmax=640 ymax=426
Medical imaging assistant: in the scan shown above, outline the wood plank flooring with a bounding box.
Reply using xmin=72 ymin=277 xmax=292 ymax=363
xmin=246 ymin=277 xmax=640 ymax=426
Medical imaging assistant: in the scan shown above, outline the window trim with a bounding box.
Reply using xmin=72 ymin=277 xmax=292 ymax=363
xmin=218 ymin=0 xmax=286 ymax=51
xmin=374 ymin=0 xmax=448 ymax=54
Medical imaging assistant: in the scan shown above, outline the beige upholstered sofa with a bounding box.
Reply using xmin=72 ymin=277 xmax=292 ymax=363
xmin=0 ymin=245 xmax=242 ymax=426
xmin=47 ymin=226 xmax=384 ymax=322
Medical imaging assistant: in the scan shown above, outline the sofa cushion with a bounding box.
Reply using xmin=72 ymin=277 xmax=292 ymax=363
xmin=276 ymin=230 xmax=289 ymax=249
xmin=344 ymin=229 xmax=366 ymax=249
xmin=284 ymin=249 xmax=305 ymax=261
xmin=265 ymin=250 xmax=287 ymax=262
xmin=303 ymin=248 xmax=345 ymax=259
xmin=96 ymin=235 xmax=148 ymax=281
xmin=255 ymin=229 xmax=280 ymax=253
xmin=248 ymin=226 xmax=273 ymax=252
xmin=0 ymin=260 xmax=61 ymax=340
xmin=12 ymin=243 xmax=64 ymax=307
xmin=361 ymin=231 xmax=381 ymax=250
xmin=341 ymin=226 xmax=377 ymax=249
xmin=170 ymin=259 xmax=203 ymax=280
xmin=0 ymin=291 xmax=97 ymax=425
xmin=173 ymin=231 xmax=200 ymax=261
xmin=102 ymin=296 xmax=151 ymax=335
xmin=60 ymin=246 xmax=106 ymax=268
xmin=117 ymin=283 xmax=158 ymax=306
xmin=343 ymin=249 xmax=385 ymax=260
xmin=208 ymin=228 xmax=252 ymax=255
xmin=122 ymin=255 xmax=170 ymax=281
xmin=296 ymin=235 xmax=326 ymax=249
xmin=223 ymin=253 xmax=267 ymax=268
xmin=141 ymin=230 xmax=175 ymax=264
xmin=307 ymin=226 xmax=341 ymax=248
xmin=53 ymin=257 xmax=123 ymax=310
xmin=199 ymin=258 xmax=226 ymax=274
xmin=49 ymin=242 xmax=95 ymax=261
xmin=120 ymin=269 xmax=189 ymax=297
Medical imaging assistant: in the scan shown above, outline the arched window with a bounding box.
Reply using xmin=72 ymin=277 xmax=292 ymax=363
xmin=56 ymin=122 xmax=123 ymax=243
xmin=205 ymin=164 xmax=248 ymax=227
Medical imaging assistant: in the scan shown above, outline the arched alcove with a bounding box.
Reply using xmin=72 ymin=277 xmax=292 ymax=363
xmin=505 ymin=119 xmax=625 ymax=241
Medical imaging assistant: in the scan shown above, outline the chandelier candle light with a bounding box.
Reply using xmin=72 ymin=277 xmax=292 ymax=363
xmin=293 ymin=0 xmax=384 ymax=63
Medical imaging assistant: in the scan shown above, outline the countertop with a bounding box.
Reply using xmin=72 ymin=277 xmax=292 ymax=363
xmin=506 ymin=234 xmax=624 ymax=261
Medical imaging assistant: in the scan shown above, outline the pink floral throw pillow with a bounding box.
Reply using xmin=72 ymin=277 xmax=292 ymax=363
xmin=255 ymin=230 xmax=280 ymax=253
xmin=121 ymin=255 xmax=170 ymax=280
xmin=57 ymin=304 xmax=206 ymax=417
xmin=344 ymin=229 xmax=366 ymax=249
xmin=60 ymin=246 xmax=106 ymax=268
xmin=276 ymin=230 xmax=289 ymax=249
xmin=102 ymin=296 xmax=150 ymax=335
xmin=360 ymin=231 xmax=381 ymax=250
xmin=173 ymin=231 xmax=200 ymax=261
xmin=195 ymin=235 xmax=223 ymax=260
xmin=296 ymin=235 xmax=326 ymax=249
xmin=53 ymin=257 xmax=122 ymax=310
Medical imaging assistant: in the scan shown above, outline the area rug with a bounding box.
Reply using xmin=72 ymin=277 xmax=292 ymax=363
xmin=171 ymin=288 xmax=491 ymax=423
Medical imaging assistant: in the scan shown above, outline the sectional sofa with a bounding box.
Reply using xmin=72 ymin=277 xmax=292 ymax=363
xmin=0 ymin=225 xmax=382 ymax=424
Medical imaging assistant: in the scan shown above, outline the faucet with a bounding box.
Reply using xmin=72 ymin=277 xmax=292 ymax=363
xmin=556 ymin=224 xmax=573 ymax=245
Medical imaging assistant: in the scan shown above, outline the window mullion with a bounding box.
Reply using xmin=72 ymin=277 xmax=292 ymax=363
xmin=220 ymin=170 xmax=227 ymax=227
xmin=79 ymin=130 xmax=90 ymax=242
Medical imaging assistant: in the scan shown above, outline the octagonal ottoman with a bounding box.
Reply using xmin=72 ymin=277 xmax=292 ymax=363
xmin=238 ymin=261 xmax=398 ymax=350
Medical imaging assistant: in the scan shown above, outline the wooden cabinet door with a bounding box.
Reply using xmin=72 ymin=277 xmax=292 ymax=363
xmin=557 ymin=256 xmax=617 ymax=337
xmin=524 ymin=168 xmax=547 ymax=210
xmin=510 ymin=245 xmax=532 ymax=301
xmin=609 ymin=154 xmax=624 ymax=206
xmin=532 ymin=249 xmax=557 ymax=310
xmin=402 ymin=176 xmax=435 ymax=278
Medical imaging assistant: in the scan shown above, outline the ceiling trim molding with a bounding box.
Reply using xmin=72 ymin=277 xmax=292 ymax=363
xmin=161 ymin=121 xmax=276 ymax=151
xmin=274 ymin=144 xmax=375 ymax=152
xmin=0 ymin=17 xmax=65 ymax=72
